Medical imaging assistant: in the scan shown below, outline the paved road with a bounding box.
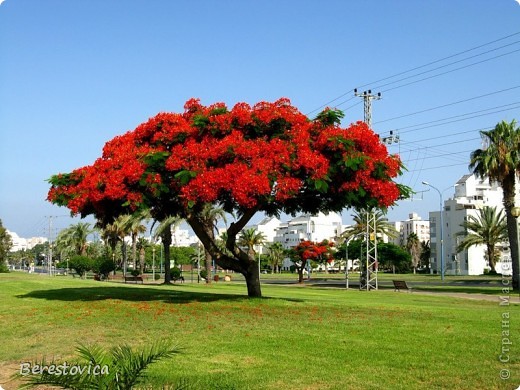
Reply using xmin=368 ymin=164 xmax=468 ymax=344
xmin=261 ymin=277 xmax=520 ymax=303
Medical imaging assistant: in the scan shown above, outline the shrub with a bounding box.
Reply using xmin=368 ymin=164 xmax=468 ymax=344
xmin=0 ymin=261 xmax=9 ymax=273
xmin=92 ymin=258 xmax=116 ymax=278
xmin=199 ymin=269 xmax=208 ymax=280
xmin=171 ymin=267 xmax=182 ymax=280
xmin=68 ymin=255 xmax=94 ymax=278
xmin=130 ymin=269 xmax=140 ymax=277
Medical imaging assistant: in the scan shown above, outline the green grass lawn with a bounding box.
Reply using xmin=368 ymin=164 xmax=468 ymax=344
xmin=0 ymin=272 xmax=518 ymax=389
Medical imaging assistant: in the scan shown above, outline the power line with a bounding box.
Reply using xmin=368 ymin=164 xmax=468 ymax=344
xmin=375 ymin=85 xmax=520 ymax=125
xmin=371 ymin=41 xmax=520 ymax=92
xmin=404 ymin=149 xmax=473 ymax=163
xmin=360 ymin=31 xmax=520 ymax=92
xmin=382 ymin=103 xmax=520 ymax=135
xmin=307 ymin=31 xmax=520 ymax=114
xmin=381 ymin=48 xmax=520 ymax=94
xmin=406 ymin=162 xmax=468 ymax=172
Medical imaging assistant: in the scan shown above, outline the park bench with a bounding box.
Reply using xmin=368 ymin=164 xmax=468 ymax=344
xmin=392 ymin=280 xmax=412 ymax=292
xmin=124 ymin=275 xmax=144 ymax=284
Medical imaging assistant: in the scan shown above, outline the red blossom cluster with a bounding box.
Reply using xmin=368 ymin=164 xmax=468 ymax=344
xmin=47 ymin=98 xmax=406 ymax=220
xmin=295 ymin=240 xmax=335 ymax=262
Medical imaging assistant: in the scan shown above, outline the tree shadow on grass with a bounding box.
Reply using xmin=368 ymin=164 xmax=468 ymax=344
xmin=15 ymin=284 xmax=303 ymax=304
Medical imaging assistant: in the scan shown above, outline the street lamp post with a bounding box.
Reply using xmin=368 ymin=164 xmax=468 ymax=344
xmin=152 ymin=246 xmax=156 ymax=282
xmin=344 ymin=236 xmax=353 ymax=289
xmin=422 ymin=181 xmax=445 ymax=281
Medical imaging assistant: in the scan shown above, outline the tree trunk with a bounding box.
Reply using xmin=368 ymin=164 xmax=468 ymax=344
xmin=204 ymin=249 xmax=212 ymax=284
xmin=131 ymin=233 xmax=137 ymax=270
xmin=162 ymin=230 xmax=172 ymax=284
xmin=243 ymin=260 xmax=261 ymax=297
xmin=297 ymin=262 xmax=305 ymax=283
xmin=487 ymin=244 xmax=496 ymax=273
xmin=502 ymin=177 xmax=519 ymax=291
xmin=139 ymin=248 xmax=145 ymax=274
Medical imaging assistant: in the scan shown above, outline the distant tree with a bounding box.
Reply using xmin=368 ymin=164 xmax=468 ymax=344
xmin=136 ymin=237 xmax=149 ymax=274
xmin=378 ymin=242 xmax=412 ymax=273
xmin=266 ymin=242 xmax=285 ymax=273
xmin=291 ymin=240 xmax=335 ymax=283
xmin=457 ymin=206 xmax=508 ymax=273
xmin=341 ymin=208 xmax=399 ymax=242
xmin=237 ymin=228 xmax=266 ymax=259
xmin=420 ymin=240 xmax=431 ymax=272
xmin=469 ymin=119 xmax=520 ymax=289
xmin=120 ymin=211 xmax=148 ymax=270
xmin=171 ymin=246 xmax=196 ymax=266
xmin=406 ymin=232 xmax=422 ymax=274
xmin=199 ymin=204 xmax=229 ymax=284
xmin=0 ymin=219 xmax=12 ymax=270
xmin=100 ymin=217 xmax=127 ymax=269
xmin=55 ymin=222 xmax=94 ymax=256
xmin=152 ymin=216 xmax=182 ymax=284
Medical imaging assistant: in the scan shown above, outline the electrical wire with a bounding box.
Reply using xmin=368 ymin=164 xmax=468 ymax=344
xmin=307 ymin=31 xmax=520 ymax=114
xmin=375 ymin=85 xmax=520 ymax=125
xmin=381 ymin=104 xmax=520 ymax=135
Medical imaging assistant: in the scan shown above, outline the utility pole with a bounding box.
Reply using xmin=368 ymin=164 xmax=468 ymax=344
xmin=354 ymin=89 xmax=381 ymax=291
xmin=354 ymin=89 xmax=381 ymax=128
xmin=45 ymin=216 xmax=56 ymax=276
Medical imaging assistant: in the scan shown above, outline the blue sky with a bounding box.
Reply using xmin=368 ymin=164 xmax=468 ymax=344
xmin=1 ymin=0 xmax=519 ymax=238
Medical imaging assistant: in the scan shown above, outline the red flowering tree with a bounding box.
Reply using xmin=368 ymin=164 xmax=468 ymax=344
xmin=47 ymin=98 xmax=408 ymax=297
xmin=290 ymin=240 xmax=336 ymax=283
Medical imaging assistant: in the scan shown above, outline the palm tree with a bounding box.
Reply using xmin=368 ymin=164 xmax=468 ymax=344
xmin=237 ymin=228 xmax=266 ymax=259
xmin=152 ymin=216 xmax=182 ymax=284
xmin=406 ymin=232 xmax=421 ymax=274
xmin=18 ymin=341 xmax=180 ymax=390
xmin=469 ymin=120 xmax=520 ymax=288
xmin=341 ymin=208 xmax=399 ymax=242
xmin=100 ymin=217 xmax=127 ymax=271
xmin=266 ymin=242 xmax=285 ymax=273
xmin=136 ymin=237 xmax=149 ymax=274
xmin=420 ymin=240 xmax=431 ymax=272
xmin=199 ymin=204 xmax=229 ymax=283
xmin=55 ymin=222 xmax=94 ymax=256
xmin=457 ymin=206 xmax=508 ymax=273
xmin=120 ymin=212 xmax=148 ymax=270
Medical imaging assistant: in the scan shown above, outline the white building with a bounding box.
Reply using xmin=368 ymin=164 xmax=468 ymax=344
xmin=273 ymin=212 xmax=343 ymax=250
xmin=7 ymin=230 xmax=47 ymax=251
xmin=171 ymin=225 xmax=199 ymax=247
xmin=392 ymin=212 xmax=430 ymax=247
xmin=249 ymin=216 xmax=282 ymax=244
xmin=428 ymin=174 xmax=518 ymax=276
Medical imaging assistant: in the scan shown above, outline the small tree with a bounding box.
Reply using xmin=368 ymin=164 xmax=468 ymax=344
xmin=291 ymin=240 xmax=335 ymax=283
xmin=406 ymin=233 xmax=422 ymax=274
xmin=0 ymin=219 xmax=13 ymax=269
xmin=457 ymin=206 xmax=508 ymax=273
xmin=69 ymin=255 xmax=94 ymax=278
xmin=92 ymin=257 xmax=116 ymax=279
